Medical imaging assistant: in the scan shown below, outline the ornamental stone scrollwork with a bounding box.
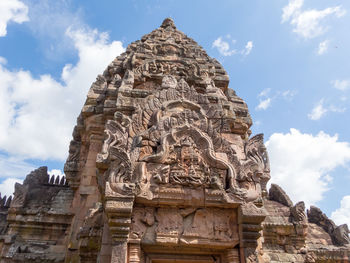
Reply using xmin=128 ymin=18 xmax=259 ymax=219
xmin=96 ymin=113 xmax=135 ymax=243
xmin=134 ymin=60 xmax=207 ymax=81
xmin=97 ymin=113 xmax=134 ymax=196
xmin=97 ymin=71 xmax=270 ymax=205
xmin=140 ymin=126 xmax=236 ymax=191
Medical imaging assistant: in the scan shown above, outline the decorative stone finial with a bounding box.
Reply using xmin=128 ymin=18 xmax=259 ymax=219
xmin=161 ymin=17 xmax=176 ymax=29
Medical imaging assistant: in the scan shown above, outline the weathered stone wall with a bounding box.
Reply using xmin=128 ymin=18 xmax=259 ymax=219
xmin=263 ymin=184 xmax=350 ymax=262
xmin=0 ymin=167 xmax=74 ymax=262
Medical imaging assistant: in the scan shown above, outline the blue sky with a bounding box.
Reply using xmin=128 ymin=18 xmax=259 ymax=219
xmin=0 ymin=0 xmax=350 ymax=226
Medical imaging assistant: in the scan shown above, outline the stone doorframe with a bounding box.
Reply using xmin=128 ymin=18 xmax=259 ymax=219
xmin=128 ymin=243 xmax=240 ymax=263
xmin=104 ymin=196 xmax=266 ymax=263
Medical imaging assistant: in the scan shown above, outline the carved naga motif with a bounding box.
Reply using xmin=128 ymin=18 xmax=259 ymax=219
xmin=237 ymin=134 xmax=270 ymax=202
xmin=96 ymin=112 xmax=134 ymax=196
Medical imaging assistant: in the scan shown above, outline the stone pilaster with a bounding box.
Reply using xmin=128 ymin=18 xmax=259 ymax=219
xmin=104 ymin=181 xmax=134 ymax=263
xmin=238 ymin=203 xmax=267 ymax=263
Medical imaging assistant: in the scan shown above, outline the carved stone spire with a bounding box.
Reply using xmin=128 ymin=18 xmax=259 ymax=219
xmin=62 ymin=17 xmax=270 ymax=263
xmin=60 ymin=18 xmax=350 ymax=262
xmin=161 ymin=17 xmax=176 ymax=29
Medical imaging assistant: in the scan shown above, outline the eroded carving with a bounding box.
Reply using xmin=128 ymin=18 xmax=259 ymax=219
xmin=129 ymin=207 xmax=238 ymax=247
xmin=290 ymin=201 xmax=307 ymax=223
xmin=269 ymin=183 xmax=293 ymax=207
xmin=333 ymin=224 xmax=350 ymax=246
xmin=155 ymin=208 xmax=182 ymax=243
xmin=130 ymin=207 xmax=155 ymax=240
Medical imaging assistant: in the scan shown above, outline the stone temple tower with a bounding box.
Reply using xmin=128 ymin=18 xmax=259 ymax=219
xmin=0 ymin=18 xmax=349 ymax=263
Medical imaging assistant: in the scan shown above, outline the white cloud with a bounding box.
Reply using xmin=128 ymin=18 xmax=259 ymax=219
xmin=212 ymin=37 xmax=253 ymax=57
xmin=281 ymin=0 xmax=303 ymax=23
xmin=331 ymin=195 xmax=350 ymax=227
xmin=0 ymin=154 xmax=33 ymax=202
xmin=212 ymin=37 xmax=237 ymax=56
xmin=0 ymin=154 xmax=64 ymax=197
xmin=0 ymin=57 xmax=7 ymax=65
xmin=281 ymin=89 xmax=297 ymax=100
xmin=266 ymin=129 xmax=350 ymax=207
xmin=308 ymin=99 xmax=346 ymax=120
xmin=256 ymin=88 xmax=272 ymax=111
xmin=242 ymin=41 xmax=253 ymax=56
xmin=256 ymin=98 xmax=271 ymax=111
xmin=317 ymin=40 xmax=330 ymax=55
xmin=308 ymin=99 xmax=328 ymax=120
xmin=48 ymin=168 xmax=64 ymax=184
xmin=329 ymin=105 xmax=346 ymax=113
xmin=254 ymin=120 xmax=262 ymax=126
xmin=281 ymin=0 xmax=346 ymax=39
xmin=0 ymin=153 xmax=34 ymax=178
xmin=255 ymin=89 xmax=297 ymax=111
xmin=258 ymin=88 xmax=271 ymax=97
xmin=332 ymin=79 xmax=350 ymax=91
xmin=22 ymin=0 xmax=87 ymax=60
xmin=0 ymin=28 xmax=125 ymax=160
xmin=0 ymin=0 xmax=28 ymax=37
xmin=0 ymin=178 xmax=22 ymax=197
xmin=48 ymin=169 xmax=64 ymax=177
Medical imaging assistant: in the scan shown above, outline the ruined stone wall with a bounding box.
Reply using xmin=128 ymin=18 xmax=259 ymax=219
xmin=264 ymin=184 xmax=350 ymax=262
xmin=0 ymin=167 xmax=74 ymax=262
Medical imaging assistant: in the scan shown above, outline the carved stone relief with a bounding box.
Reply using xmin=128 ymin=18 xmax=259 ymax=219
xmin=129 ymin=207 xmax=238 ymax=248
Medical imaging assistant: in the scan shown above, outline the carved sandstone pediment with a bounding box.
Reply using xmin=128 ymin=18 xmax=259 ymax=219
xmin=95 ymin=70 xmax=271 ymax=206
